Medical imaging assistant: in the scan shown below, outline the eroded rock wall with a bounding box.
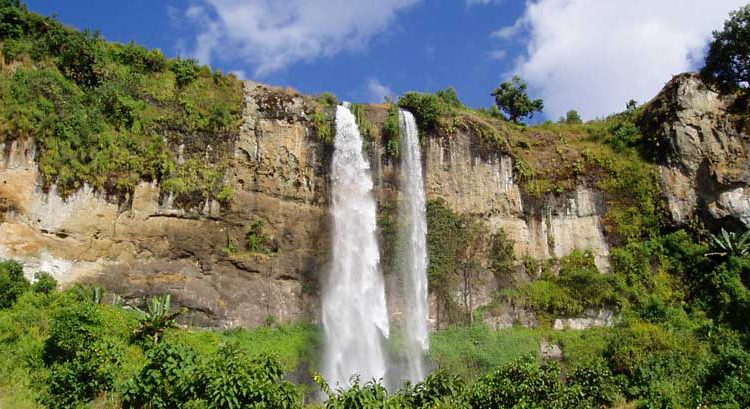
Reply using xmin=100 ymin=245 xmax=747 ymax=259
xmin=0 ymin=80 xmax=614 ymax=329
xmin=0 ymin=82 xmax=328 ymax=328
xmin=641 ymin=73 xmax=750 ymax=229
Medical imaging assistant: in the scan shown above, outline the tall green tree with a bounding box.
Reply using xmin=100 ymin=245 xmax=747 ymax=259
xmin=491 ymin=75 xmax=544 ymax=123
xmin=702 ymin=4 xmax=750 ymax=90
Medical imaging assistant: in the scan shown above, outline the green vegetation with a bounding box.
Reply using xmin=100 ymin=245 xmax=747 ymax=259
xmin=429 ymin=326 xmax=540 ymax=380
xmin=398 ymin=87 xmax=462 ymax=133
xmin=491 ymin=75 xmax=544 ymax=123
xmin=350 ymin=103 xmax=376 ymax=142
xmin=382 ymin=103 xmax=401 ymax=158
xmin=0 ymin=1 xmax=243 ymax=204
xmin=132 ymin=294 xmax=183 ymax=345
xmin=702 ymin=4 xmax=750 ymax=90
xmin=0 ymin=267 xmax=317 ymax=408
xmin=311 ymin=92 xmax=338 ymax=144
xmin=426 ymin=199 xmax=516 ymax=326
xmin=560 ymin=109 xmax=582 ymax=124
xmin=245 ymin=218 xmax=277 ymax=254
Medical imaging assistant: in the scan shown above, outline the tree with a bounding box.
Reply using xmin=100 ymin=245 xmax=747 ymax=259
xmin=0 ymin=259 xmax=29 ymax=308
xmin=491 ymin=76 xmax=543 ymax=123
xmin=701 ymin=5 xmax=750 ymax=90
xmin=561 ymin=109 xmax=582 ymax=124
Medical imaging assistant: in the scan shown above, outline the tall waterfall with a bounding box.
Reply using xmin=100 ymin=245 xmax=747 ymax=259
xmin=398 ymin=110 xmax=429 ymax=383
xmin=322 ymin=105 xmax=390 ymax=388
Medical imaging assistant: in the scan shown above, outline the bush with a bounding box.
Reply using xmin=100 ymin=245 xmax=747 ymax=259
xmin=43 ymin=338 xmax=123 ymax=409
xmin=112 ymin=42 xmax=167 ymax=74
xmin=32 ymin=272 xmax=57 ymax=294
xmin=399 ymin=91 xmax=455 ymax=132
xmin=122 ymin=342 xmax=200 ymax=409
xmin=0 ymin=259 xmax=29 ymax=308
xmin=199 ymin=345 xmax=299 ymax=409
xmin=382 ymin=104 xmax=401 ymax=158
xmin=467 ymin=355 xmax=582 ymax=409
xmin=568 ymin=357 xmax=623 ymax=406
xmin=170 ymin=58 xmax=200 ymax=88
xmin=245 ymin=218 xmax=276 ymax=253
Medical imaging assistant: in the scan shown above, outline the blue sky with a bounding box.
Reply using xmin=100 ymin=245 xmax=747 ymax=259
xmin=24 ymin=0 xmax=747 ymax=120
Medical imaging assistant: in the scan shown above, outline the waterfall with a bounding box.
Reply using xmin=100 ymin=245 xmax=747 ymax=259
xmin=398 ymin=110 xmax=429 ymax=383
xmin=322 ymin=104 xmax=390 ymax=388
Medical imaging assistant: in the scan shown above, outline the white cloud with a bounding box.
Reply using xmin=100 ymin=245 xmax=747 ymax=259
xmin=488 ymin=49 xmax=507 ymax=61
xmin=365 ymin=78 xmax=394 ymax=103
xmin=499 ymin=0 xmax=746 ymax=119
xmin=175 ymin=0 xmax=419 ymax=76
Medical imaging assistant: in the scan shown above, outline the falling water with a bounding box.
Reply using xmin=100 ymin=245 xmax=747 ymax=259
xmin=398 ymin=110 xmax=429 ymax=383
xmin=322 ymin=104 xmax=390 ymax=388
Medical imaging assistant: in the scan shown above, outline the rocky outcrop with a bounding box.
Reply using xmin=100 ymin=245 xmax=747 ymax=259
xmin=553 ymin=309 xmax=616 ymax=330
xmin=641 ymin=73 xmax=750 ymax=229
xmin=423 ymin=131 xmax=611 ymax=272
xmin=0 ymin=82 xmax=328 ymax=328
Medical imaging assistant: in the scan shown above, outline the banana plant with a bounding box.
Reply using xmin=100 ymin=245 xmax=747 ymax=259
xmin=707 ymin=228 xmax=750 ymax=258
xmin=133 ymin=294 xmax=184 ymax=345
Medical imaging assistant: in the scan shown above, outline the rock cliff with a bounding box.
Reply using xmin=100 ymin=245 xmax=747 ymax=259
xmin=641 ymin=73 xmax=750 ymax=229
xmin=1 ymin=75 xmax=747 ymax=329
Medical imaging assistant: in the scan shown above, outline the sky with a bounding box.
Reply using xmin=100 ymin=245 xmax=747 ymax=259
xmin=24 ymin=0 xmax=747 ymax=120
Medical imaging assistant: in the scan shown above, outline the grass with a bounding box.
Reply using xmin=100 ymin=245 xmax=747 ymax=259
xmin=429 ymin=325 xmax=541 ymax=380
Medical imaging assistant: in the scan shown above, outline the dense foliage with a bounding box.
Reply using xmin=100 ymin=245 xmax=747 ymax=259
xmin=0 ymin=1 xmax=243 ymax=204
xmin=702 ymin=4 xmax=750 ymax=90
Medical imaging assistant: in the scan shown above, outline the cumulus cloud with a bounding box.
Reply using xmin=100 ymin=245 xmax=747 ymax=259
xmin=498 ymin=0 xmax=746 ymax=119
xmin=365 ymin=78 xmax=394 ymax=103
xmin=175 ymin=0 xmax=419 ymax=76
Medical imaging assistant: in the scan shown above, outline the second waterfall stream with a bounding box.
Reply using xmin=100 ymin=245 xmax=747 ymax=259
xmin=322 ymin=104 xmax=390 ymax=388
xmin=398 ymin=109 xmax=429 ymax=383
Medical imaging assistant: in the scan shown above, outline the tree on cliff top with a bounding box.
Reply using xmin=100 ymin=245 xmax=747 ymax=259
xmin=492 ymin=76 xmax=544 ymax=123
xmin=702 ymin=4 xmax=750 ymax=90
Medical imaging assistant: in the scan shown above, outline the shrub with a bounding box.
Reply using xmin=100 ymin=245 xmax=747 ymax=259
xmin=435 ymin=87 xmax=463 ymax=108
xmin=246 ymin=218 xmax=275 ymax=253
xmin=122 ymin=341 xmax=200 ymax=409
xmin=170 ymin=58 xmax=200 ymax=88
xmin=317 ymin=91 xmax=339 ymax=107
xmin=318 ymin=376 xmax=391 ymax=409
xmin=198 ymin=345 xmax=299 ymax=409
xmin=399 ymin=91 xmax=455 ymax=132
xmin=32 ymin=272 xmax=57 ymax=294
xmin=568 ymin=357 xmax=623 ymax=406
xmin=43 ymin=338 xmax=123 ymax=409
xmin=467 ymin=355 xmax=582 ymax=409
xmin=382 ymin=104 xmax=401 ymax=158
xmin=0 ymin=259 xmax=29 ymax=308
xmin=112 ymin=42 xmax=167 ymax=74
xmin=395 ymin=371 xmax=466 ymax=408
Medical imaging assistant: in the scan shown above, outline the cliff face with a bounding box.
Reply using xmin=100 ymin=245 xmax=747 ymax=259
xmin=0 ymin=82 xmax=329 ymax=328
xmin=0 ymin=75 xmax=746 ymax=329
xmin=641 ymin=73 xmax=750 ymax=230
